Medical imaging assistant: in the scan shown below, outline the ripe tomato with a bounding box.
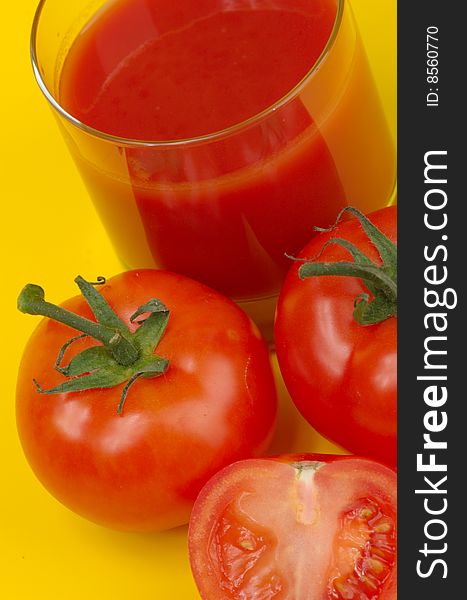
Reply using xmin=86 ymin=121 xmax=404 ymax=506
xmin=275 ymin=207 xmax=397 ymax=467
xmin=16 ymin=270 xmax=277 ymax=532
xmin=188 ymin=455 xmax=397 ymax=599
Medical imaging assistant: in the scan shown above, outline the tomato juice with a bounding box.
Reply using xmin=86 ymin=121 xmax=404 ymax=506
xmin=56 ymin=0 xmax=395 ymax=302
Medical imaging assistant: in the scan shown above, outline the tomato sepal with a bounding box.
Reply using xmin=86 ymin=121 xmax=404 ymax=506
xmin=18 ymin=275 xmax=170 ymax=413
xmin=297 ymin=207 xmax=397 ymax=325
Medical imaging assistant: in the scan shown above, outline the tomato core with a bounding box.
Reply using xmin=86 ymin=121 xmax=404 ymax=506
xmin=328 ymin=499 xmax=396 ymax=599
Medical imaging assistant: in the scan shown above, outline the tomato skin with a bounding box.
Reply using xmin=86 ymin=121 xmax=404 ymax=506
xmin=275 ymin=207 xmax=397 ymax=467
xmin=188 ymin=454 xmax=397 ymax=600
xmin=16 ymin=270 xmax=277 ymax=532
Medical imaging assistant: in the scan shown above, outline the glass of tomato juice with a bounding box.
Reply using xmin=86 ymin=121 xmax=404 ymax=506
xmin=31 ymin=0 xmax=395 ymax=337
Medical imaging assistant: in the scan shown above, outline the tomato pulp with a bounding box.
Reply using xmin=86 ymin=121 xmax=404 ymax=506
xmin=59 ymin=0 xmax=395 ymax=301
xmin=189 ymin=455 xmax=397 ymax=599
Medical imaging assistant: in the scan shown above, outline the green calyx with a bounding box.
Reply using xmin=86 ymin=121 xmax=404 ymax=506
xmin=297 ymin=207 xmax=397 ymax=325
xmin=291 ymin=461 xmax=325 ymax=476
xmin=17 ymin=276 xmax=170 ymax=413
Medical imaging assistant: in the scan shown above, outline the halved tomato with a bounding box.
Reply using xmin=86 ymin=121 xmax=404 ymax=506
xmin=188 ymin=455 xmax=396 ymax=599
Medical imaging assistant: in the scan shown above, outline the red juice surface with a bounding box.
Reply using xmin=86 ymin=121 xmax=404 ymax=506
xmin=60 ymin=0 xmax=335 ymax=139
xmin=59 ymin=0 xmax=395 ymax=301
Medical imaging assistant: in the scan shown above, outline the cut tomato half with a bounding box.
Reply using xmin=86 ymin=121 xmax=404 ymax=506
xmin=188 ymin=455 xmax=396 ymax=599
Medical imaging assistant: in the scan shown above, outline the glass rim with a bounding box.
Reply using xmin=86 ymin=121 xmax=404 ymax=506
xmin=31 ymin=0 xmax=344 ymax=148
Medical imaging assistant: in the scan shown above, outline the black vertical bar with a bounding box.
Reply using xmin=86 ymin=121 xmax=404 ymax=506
xmin=398 ymin=1 xmax=463 ymax=596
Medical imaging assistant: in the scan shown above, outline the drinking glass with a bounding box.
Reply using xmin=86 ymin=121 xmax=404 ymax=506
xmin=31 ymin=0 xmax=396 ymax=338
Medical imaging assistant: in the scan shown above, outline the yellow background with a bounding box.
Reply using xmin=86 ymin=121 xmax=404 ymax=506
xmin=0 ymin=1 xmax=395 ymax=598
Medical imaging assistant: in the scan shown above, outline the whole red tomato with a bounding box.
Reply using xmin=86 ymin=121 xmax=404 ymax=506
xmin=189 ymin=454 xmax=397 ymax=599
xmin=16 ymin=270 xmax=277 ymax=532
xmin=275 ymin=207 xmax=397 ymax=467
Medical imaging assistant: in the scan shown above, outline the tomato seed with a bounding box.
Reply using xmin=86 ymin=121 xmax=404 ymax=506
xmin=328 ymin=498 xmax=396 ymax=599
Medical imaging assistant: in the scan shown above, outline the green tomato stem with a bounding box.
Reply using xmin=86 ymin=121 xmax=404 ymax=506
xmin=17 ymin=284 xmax=139 ymax=366
xmin=297 ymin=207 xmax=397 ymax=326
xmin=17 ymin=277 xmax=171 ymax=412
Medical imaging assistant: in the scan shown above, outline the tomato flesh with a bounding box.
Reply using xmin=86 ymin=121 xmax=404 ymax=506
xmin=189 ymin=456 xmax=397 ymax=599
xmin=212 ymin=502 xmax=285 ymax=599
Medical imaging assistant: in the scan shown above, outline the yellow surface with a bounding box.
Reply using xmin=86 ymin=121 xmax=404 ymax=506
xmin=0 ymin=1 xmax=396 ymax=598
